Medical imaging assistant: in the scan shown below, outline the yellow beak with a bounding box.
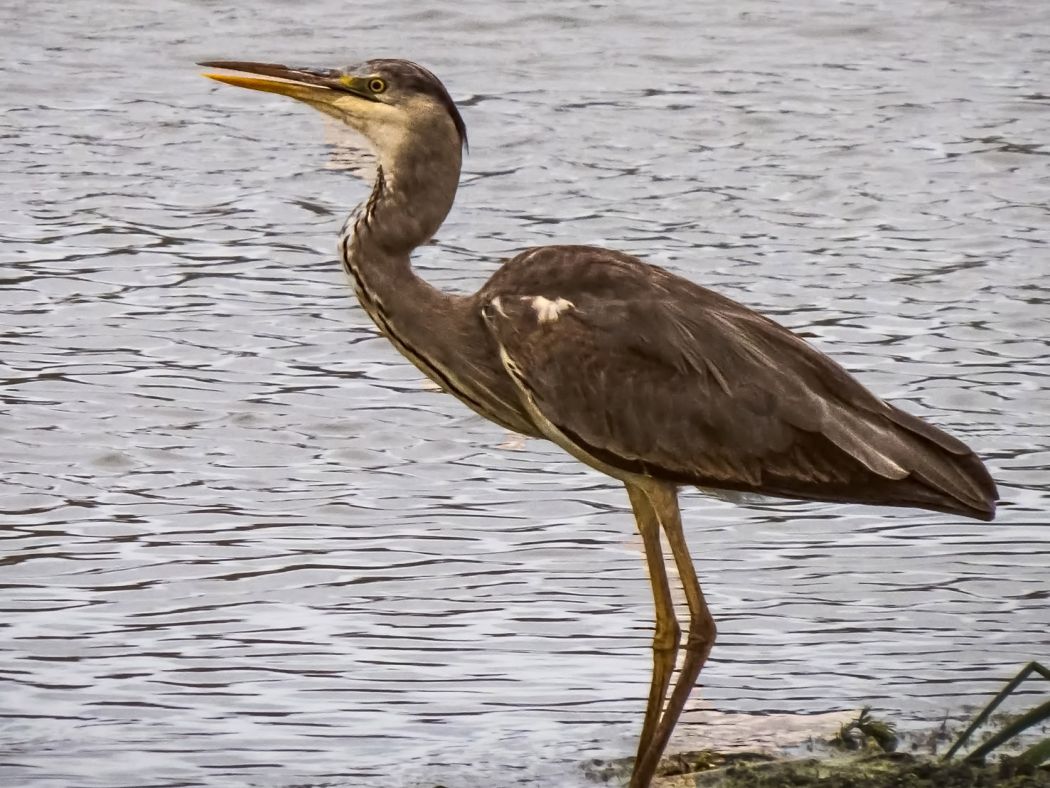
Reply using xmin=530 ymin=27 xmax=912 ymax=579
xmin=198 ymin=61 xmax=361 ymax=104
xmin=202 ymin=73 xmax=332 ymax=102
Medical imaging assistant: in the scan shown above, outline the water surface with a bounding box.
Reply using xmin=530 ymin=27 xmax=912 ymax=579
xmin=2 ymin=1 xmax=1049 ymax=786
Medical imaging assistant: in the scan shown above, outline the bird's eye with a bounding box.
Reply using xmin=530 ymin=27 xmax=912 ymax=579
xmin=368 ymin=78 xmax=387 ymax=94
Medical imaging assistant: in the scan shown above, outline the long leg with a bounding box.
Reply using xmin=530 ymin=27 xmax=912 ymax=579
xmin=625 ymin=482 xmax=681 ymax=779
xmin=631 ymin=482 xmax=717 ymax=788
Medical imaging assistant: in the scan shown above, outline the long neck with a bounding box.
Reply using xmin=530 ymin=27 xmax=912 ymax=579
xmin=347 ymin=136 xmax=462 ymax=254
xmin=336 ymin=131 xmax=539 ymax=438
xmin=338 ymin=139 xmax=466 ymax=383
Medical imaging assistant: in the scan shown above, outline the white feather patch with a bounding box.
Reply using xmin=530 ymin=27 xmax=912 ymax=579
xmin=489 ymin=296 xmax=508 ymax=318
xmin=531 ymin=296 xmax=574 ymax=323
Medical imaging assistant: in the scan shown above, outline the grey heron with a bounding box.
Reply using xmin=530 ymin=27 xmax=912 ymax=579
xmin=199 ymin=58 xmax=998 ymax=788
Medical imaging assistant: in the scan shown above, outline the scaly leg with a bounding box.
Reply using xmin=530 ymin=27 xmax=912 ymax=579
xmin=632 ymin=482 xmax=717 ymax=787
xmin=625 ymin=482 xmax=681 ymax=778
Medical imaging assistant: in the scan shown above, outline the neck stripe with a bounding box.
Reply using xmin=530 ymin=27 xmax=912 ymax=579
xmin=338 ymin=230 xmax=493 ymax=419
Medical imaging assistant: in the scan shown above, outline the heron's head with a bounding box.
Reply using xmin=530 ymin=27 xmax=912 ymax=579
xmin=200 ymin=58 xmax=467 ymax=164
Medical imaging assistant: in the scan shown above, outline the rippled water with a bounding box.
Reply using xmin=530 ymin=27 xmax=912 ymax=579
xmin=3 ymin=1 xmax=1049 ymax=786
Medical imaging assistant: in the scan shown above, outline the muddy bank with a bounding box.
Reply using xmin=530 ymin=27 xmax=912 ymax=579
xmin=659 ymin=751 xmax=1050 ymax=787
xmin=586 ymin=706 xmax=1050 ymax=787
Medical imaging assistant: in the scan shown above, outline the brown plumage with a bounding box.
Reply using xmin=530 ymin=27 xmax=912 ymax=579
xmin=201 ymin=58 xmax=998 ymax=788
xmin=478 ymin=244 xmax=996 ymax=521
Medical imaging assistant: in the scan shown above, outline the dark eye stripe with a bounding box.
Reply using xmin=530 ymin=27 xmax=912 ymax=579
xmin=361 ymin=59 xmax=468 ymax=147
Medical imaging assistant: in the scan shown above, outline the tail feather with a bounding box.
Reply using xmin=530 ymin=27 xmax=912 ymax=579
xmin=885 ymin=404 xmax=998 ymax=521
xmin=886 ymin=405 xmax=973 ymax=456
xmin=817 ymin=396 xmax=998 ymax=521
xmin=816 ymin=398 xmax=997 ymax=520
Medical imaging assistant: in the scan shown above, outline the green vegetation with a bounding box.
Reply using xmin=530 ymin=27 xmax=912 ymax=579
xmin=686 ymin=751 xmax=1050 ymax=787
xmin=829 ymin=707 xmax=899 ymax=753
xmin=944 ymin=661 xmax=1050 ymax=769
xmin=590 ymin=664 xmax=1050 ymax=786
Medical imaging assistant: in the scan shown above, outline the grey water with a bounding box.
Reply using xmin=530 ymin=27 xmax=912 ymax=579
xmin=2 ymin=0 xmax=1049 ymax=786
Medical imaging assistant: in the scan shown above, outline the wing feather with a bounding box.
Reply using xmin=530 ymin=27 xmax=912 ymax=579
xmin=476 ymin=245 xmax=997 ymax=520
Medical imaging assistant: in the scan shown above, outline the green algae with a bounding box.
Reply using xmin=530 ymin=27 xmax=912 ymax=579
xmin=683 ymin=751 xmax=1050 ymax=787
xmin=588 ymin=703 xmax=1050 ymax=787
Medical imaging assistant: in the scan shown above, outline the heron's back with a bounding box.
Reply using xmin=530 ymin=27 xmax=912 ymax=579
xmin=477 ymin=244 xmax=998 ymax=520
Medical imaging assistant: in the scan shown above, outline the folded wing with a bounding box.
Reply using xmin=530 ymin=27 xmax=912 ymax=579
xmin=478 ymin=248 xmax=997 ymax=520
